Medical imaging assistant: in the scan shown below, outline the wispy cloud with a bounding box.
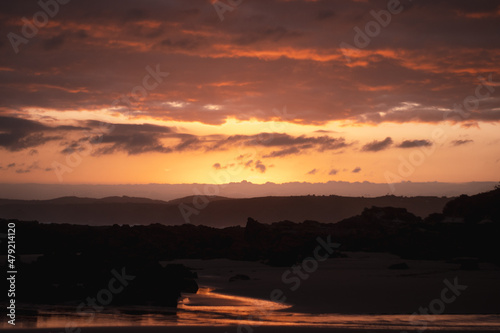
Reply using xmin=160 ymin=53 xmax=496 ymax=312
xmin=307 ymin=168 xmax=317 ymax=175
xmin=362 ymin=137 xmax=393 ymax=152
xmin=329 ymin=169 xmax=339 ymax=175
xmin=451 ymin=139 xmax=474 ymax=146
xmin=0 ymin=116 xmax=85 ymax=152
xmin=397 ymin=140 xmax=433 ymax=148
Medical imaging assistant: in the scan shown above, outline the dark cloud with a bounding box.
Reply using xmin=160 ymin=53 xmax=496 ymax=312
xmin=123 ymin=8 xmax=150 ymax=21
xmin=357 ymin=109 xmax=500 ymax=125
xmin=95 ymin=134 xmax=172 ymax=155
xmin=316 ymin=9 xmax=335 ymax=21
xmin=398 ymin=140 xmax=433 ymax=148
xmin=174 ymin=137 xmax=202 ymax=151
xmin=13 ymin=161 xmax=41 ymax=174
xmin=236 ymin=159 xmax=267 ymax=173
xmin=61 ymin=141 xmax=86 ymax=155
xmin=43 ymin=34 xmax=66 ymax=51
xmin=0 ymin=0 xmax=499 ymax=126
xmin=255 ymin=160 xmax=266 ymax=173
xmin=314 ymin=130 xmax=336 ymax=134
xmin=160 ymin=37 xmax=203 ymax=50
xmin=0 ymin=116 xmax=72 ymax=151
xmin=85 ymin=121 xmax=173 ymax=135
xmin=307 ymin=168 xmax=317 ymax=175
xmin=53 ymin=120 xmax=351 ymax=157
xmin=263 ymin=147 xmax=300 ymax=158
xmin=214 ymin=133 xmax=349 ymax=152
xmin=232 ymin=26 xmax=302 ymax=45
xmin=451 ymin=139 xmax=474 ymax=146
xmin=352 ymin=167 xmax=362 ymax=173
xmin=329 ymin=169 xmax=339 ymax=175
xmin=437 ymin=0 xmax=500 ymax=14
xmin=210 ymin=162 xmax=237 ymax=170
xmin=79 ymin=122 xmax=176 ymax=155
xmin=0 ymin=116 xmax=46 ymax=132
xmin=362 ymin=137 xmax=393 ymax=152
xmin=460 ymin=122 xmax=480 ymax=129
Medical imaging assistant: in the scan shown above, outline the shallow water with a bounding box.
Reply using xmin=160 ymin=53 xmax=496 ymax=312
xmin=4 ymin=287 xmax=500 ymax=330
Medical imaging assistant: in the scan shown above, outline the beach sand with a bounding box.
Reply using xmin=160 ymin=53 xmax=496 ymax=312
xmin=3 ymin=327 xmax=498 ymax=333
xmin=4 ymin=327 xmax=500 ymax=333
xmin=172 ymin=252 xmax=500 ymax=315
xmin=4 ymin=252 xmax=500 ymax=332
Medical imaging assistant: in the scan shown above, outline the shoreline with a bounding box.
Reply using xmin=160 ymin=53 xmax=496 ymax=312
xmin=171 ymin=254 xmax=500 ymax=315
xmin=3 ymin=254 xmax=499 ymax=332
xmin=2 ymin=326 xmax=500 ymax=333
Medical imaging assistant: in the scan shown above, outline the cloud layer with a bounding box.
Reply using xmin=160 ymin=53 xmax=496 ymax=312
xmin=0 ymin=0 xmax=499 ymax=125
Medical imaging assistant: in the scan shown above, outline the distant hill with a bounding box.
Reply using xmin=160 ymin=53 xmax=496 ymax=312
xmin=166 ymin=195 xmax=229 ymax=205
xmin=428 ymin=187 xmax=500 ymax=224
xmin=0 ymin=194 xmax=451 ymax=227
xmin=0 ymin=196 xmax=169 ymax=205
xmin=0 ymin=181 xmax=497 ymax=201
xmin=3 ymin=189 xmax=499 ymax=265
xmin=3 ymin=188 xmax=499 ymax=312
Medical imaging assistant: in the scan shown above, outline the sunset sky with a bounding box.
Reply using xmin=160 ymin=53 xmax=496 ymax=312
xmin=1 ymin=0 xmax=499 ymax=187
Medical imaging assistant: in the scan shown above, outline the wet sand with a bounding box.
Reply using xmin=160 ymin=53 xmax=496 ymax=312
xmin=2 ymin=327 xmax=500 ymax=333
xmin=171 ymin=252 xmax=500 ymax=315
xmin=4 ymin=253 xmax=500 ymax=332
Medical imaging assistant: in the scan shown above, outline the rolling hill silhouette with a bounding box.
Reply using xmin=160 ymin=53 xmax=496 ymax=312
xmin=0 ymin=194 xmax=451 ymax=227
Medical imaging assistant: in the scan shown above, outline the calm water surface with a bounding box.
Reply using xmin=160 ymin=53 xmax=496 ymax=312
xmin=4 ymin=287 xmax=500 ymax=330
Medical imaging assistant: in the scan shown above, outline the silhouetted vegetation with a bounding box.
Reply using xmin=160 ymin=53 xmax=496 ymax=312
xmin=1 ymin=188 xmax=499 ymax=309
xmin=0 ymin=194 xmax=451 ymax=227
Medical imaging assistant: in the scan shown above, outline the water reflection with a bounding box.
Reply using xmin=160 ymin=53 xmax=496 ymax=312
xmin=3 ymin=287 xmax=500 ymax=330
